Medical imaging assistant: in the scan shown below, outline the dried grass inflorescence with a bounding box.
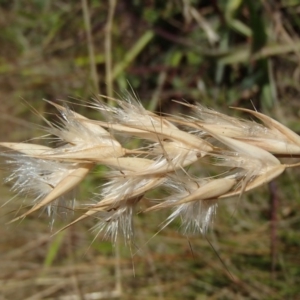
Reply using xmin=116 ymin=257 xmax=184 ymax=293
xmin=1 ymin=97 xmax=300 ymax=243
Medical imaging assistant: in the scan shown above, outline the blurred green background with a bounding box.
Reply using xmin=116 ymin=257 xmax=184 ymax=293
xmin=1 ymin=0 xmax=300 ymax=299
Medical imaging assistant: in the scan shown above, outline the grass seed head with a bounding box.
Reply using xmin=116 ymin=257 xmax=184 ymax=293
xmin=1 ymin=97 xmax=298 ymax=242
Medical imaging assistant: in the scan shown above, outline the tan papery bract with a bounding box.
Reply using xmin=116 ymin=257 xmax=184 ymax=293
xmin=37 ymin=145 xmax=125 ymax=162
xmin=233 ymin=107 xmax=300 ymax=150
xmin=220 ymin=165 xmax=286 ymax=199
xmin=146 ymin=177 xmax=237 ymax=212
xmin=0 ymin=142 xmax=52 ymax=155
xmin=234 ymin=137 xmax=300 ymax=155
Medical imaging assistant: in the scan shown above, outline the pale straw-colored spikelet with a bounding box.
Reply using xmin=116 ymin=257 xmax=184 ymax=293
xmin=1 ymin=97 xmax=299 ymax=243
xmin=2 ymin=143 xmax=91 ymax=222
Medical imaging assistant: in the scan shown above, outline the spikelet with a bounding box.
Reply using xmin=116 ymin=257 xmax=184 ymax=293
xmin=1 ymin=143 xmax=92 ymax=222
xmin=36 ymin=102 xmax=125 ymax=162
xmin=147 ymin=176 xmax=236 ymax=234
xmin=1 ymin=97 xmax=299 ymax=243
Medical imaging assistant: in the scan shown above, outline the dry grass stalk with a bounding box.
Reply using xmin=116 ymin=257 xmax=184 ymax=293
xmin=1 ymin=97 xmax=299 ymax=243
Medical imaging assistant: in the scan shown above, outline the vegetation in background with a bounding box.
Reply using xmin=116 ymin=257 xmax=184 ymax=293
xmin=1 ymin=1 xmax=300 ymax=299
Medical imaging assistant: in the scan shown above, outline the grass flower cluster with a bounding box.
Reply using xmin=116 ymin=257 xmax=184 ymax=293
xmin=1 ymin=97 xmax=300 ymax=244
